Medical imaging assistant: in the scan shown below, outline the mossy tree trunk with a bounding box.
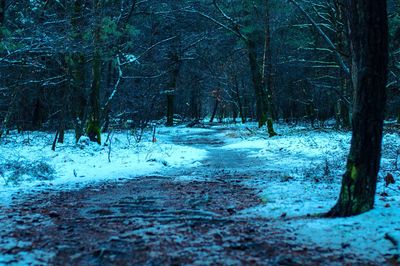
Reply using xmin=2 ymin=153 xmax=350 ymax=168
xmin=327 ymin=0 xmax=388 ymax=217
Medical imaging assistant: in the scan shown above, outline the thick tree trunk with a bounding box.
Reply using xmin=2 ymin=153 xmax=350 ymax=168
xmin=327 ymin=0 xmax=388 ymax=217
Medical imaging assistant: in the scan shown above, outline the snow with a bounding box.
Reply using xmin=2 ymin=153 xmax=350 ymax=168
xmin=2 ymin=122 xmax=400 ymax=262
xmin=123 ymin=53 xmax=140 ymax=64
xmin=0 ymin=128 xmax=208 ymax=205
xmin=218 ymin=123 xmax=400 ymax=262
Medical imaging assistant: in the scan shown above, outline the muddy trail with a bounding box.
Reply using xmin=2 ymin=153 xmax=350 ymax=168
xmin=0 ymin=128 xmax=375 ymax=265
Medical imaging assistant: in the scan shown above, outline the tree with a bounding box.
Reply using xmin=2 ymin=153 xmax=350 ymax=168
xmin=327 ymin=0 xmax=389 ymax=217
xmin=69 ymin=0 xmax=88 ymax=143
xmin=0 ymin=0 xmax=4 ymax=29
xmin=87 ymin=0 xmax=103 ymax=144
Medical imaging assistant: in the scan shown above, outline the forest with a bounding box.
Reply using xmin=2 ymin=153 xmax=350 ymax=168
xmin=0 ymin=0 xmax=399 ymax=264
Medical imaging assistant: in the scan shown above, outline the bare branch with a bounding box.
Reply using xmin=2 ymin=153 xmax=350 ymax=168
xmin=288 ymin=0 xmax=350 ymax=76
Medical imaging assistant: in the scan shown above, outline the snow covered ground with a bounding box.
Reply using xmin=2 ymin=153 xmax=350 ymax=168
xmin=218 ymin=123 xmax=400 ymax=262
xmin=0 ymin=127 xmax=208 ymax=205
xmin=1 ymin=122 xmax=400 ymax=262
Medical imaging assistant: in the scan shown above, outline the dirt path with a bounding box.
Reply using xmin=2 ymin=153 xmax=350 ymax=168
xmin=0 ymin=128 xmax=377 ymax=265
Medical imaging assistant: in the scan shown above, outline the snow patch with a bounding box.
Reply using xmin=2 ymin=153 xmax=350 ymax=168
xmin=0 ymin=128 xmax=208 ymax=205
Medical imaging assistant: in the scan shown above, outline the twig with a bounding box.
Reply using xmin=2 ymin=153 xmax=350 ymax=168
xmin=385 ymin=233 xmax=399 ymax=247
xmin=288 ymin=0 xmax=350 ymax=76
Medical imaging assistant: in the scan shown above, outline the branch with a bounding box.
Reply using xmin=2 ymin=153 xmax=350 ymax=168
xmin=212 ymin=0 xmax=248 ymax=41
xmin=288 ymin=0 xmax=350 ymax=76
xmin=134 ymin=36 xmax=177 ymax=62
xmin=103 ymin=55 xmax=123 ymax=111
xmin=185 ymin=9 xmax=248 ymax=42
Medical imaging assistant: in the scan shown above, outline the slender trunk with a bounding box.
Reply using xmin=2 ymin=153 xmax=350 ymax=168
xmin=52 ymin=130 xmax=60 ymax=151
xmin=70 ymin=0 xmax=87 ymax=142
xmin=327 ymin=0 xmax=388 ymax=217
xmin=0 ymin=0 xmax=6 ymax=138
xmin=247 ymin=39 xmax=266 ymax=128
xmin=263 ymin=0 xmax=277 ymax=124
xmin=101 ymin=61 xmax=115 ymax=133
xmin=86 ymin=0 xmax=102 ymax=144
xmin=87 ymin=47 xmax=102 ymax=144
xmin=0 ymin=0 xmax=4 ymax=30
xmin=166 ymin=94 xmax=174 ymax=127
xmin=72 ymin=53 xmax=87 ymax=142
xmin=166 ymin=52 xmax=180 ymax=127
xmin=234 ymin=77 xmax=245 ymax=124
xmin=335 ymin=0 xmax=351 ymax=129
xmin=209 ymin=98 xmax=219 ymax=123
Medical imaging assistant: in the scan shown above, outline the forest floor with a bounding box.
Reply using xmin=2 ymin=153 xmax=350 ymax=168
xmin=1 ymin=124 xmax=400 ymax=265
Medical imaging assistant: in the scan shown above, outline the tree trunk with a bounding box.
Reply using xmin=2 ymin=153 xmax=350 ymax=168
xmin=0 ymin=0 xmax=6 ymax=139
xmin=209 ymin=98 xmax=219 ymax=123
xmin=87 ymin=1 xmax=102 ymax=144
xmin=247 ymin=37 xmax=276 ymax=136
xmin=166 ymin=51 xmax=180 ymax=127
xmin=247 ymin=39 xmax=266 ymax=128
xmin=166 ymin=93 xmax=174 ymax=127
xmin=0 ymin=0 xmax=4 ymax=29
xmin=70 ymin=0 xmax=87 ymax=143
xmin=327 ymin=0 xmax=388 ymax=217
xmin=234 ymin=77 xmax=245 ymax=124
xmin=335 ymin=0 xmax=351 ymax=129
xmin=263 ymin=0 xmax=278 ymax=131
xmin=87 ymin=48 xmax=102 ymax=144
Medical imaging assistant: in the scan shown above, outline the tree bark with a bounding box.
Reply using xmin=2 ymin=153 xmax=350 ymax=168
xmin=166 ymin=93 xmax=174 ymax=127
xmin=247 ymin=39 xmax=267 ymax=128
xmin=234 ymin=76 xmax=245 ymax=123
xmin=166 ymin=51 xmax=180 ymax=127
xmin=327 ymin=0 xmax=388 ymax=217
xmin=0 ymin=0 xmax=5 ymax=28
xmin=87 ymin=0 xmax=102 ymax=144
xmin=0 ymin=0 xmax=6 ymax=138
xmin=69 ymin=0 xmax=87 ymax=142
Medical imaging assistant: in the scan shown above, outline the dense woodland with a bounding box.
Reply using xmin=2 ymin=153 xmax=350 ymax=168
xmin=0 ymin=0 xmax=398 ymax=140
